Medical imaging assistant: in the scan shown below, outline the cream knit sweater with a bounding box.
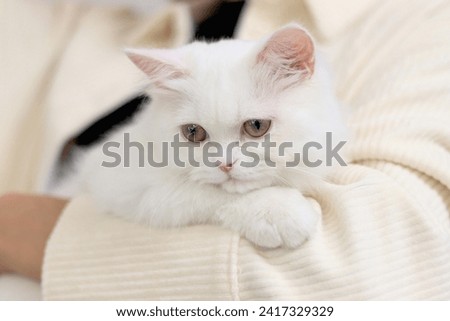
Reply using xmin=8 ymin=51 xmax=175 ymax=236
xmin=2 ymin=0 xmax=450 ymax=300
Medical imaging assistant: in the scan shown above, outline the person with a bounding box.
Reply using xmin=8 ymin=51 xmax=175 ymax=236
xmin=1 ymin=0 xmax=450 ymax=300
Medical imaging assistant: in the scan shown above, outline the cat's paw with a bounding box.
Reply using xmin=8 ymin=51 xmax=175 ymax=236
xmin=217 ymin=188 xmax=320 ymax=249
xmin=242 ymin=216 xmax=284 ymax=248
xmin=245 ymin=203 xmax=318 ymax=248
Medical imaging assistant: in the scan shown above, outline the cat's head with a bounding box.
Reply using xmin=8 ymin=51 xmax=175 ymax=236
xmin=125 ymin=24 xmax=347 ymax=194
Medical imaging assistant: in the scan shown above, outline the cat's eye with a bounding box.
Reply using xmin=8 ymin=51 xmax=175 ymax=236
xmin=181 ymin=124 xmax=207 ymax=142
xmin=243 ymin=119 xmax=271 ymax=137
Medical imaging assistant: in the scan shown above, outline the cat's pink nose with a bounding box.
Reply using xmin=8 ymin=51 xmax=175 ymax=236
xmin=219 ymin=162 xmax=234 ymax=173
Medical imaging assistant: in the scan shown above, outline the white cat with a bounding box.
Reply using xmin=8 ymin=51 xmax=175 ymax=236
xmin=59 ymin=24 xmax=347 ymax=248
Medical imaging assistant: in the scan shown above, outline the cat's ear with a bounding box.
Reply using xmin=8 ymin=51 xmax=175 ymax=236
xmin=125 ymin=48 xmax=187 ymax=92
xmin=255 ymin=24 xmax=315 ymax=88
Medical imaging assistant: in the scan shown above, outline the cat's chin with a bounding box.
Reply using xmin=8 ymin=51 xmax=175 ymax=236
xmin=219 ymin=178 xmax=272 ymax=194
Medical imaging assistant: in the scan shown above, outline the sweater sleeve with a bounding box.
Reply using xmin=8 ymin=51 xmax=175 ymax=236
xmin=43 ymin=195 xmax=241 ymax=300
xmin=43 ymin=0 xmax=450 ymax=300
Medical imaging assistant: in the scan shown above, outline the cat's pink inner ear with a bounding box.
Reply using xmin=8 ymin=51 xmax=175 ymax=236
xmin=257 ymin=26 xmax=315 ymax=78
xmin=125 ymin=49 xmax=186 ymax=81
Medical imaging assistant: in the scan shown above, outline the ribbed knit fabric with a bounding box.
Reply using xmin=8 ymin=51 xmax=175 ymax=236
xmin=43 ymin=0 xmax=450 ymax=300
xmin=44 ymin=196 xmax=240 ymax=300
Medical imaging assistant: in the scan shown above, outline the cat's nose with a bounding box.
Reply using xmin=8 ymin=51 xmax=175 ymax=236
xmin=219 ymin=161 xmax=236 ymax=173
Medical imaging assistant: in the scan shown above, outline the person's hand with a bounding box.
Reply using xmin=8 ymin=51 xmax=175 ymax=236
xmin=0 ymin=193 xmax=69 ymax=280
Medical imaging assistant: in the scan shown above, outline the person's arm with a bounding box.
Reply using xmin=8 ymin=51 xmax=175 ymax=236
xmin=0 ymin=262 xmax=8 ymax=274
xmin=0 ymin=194 xmax=67 ymax=280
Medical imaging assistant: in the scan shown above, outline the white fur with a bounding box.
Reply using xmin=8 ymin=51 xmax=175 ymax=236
xmin=57 ymin=25 xmax=347 ymax=248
